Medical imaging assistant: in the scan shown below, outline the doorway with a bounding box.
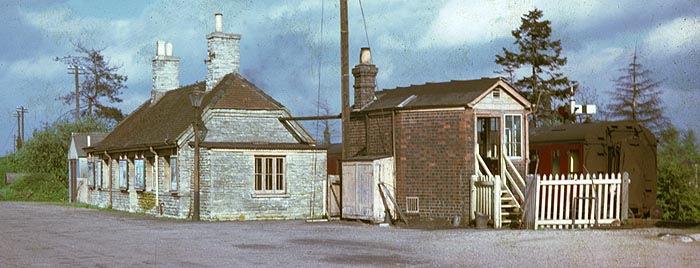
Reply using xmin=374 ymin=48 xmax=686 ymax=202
xmin=477 ymin=117 xmax=501 ymax=175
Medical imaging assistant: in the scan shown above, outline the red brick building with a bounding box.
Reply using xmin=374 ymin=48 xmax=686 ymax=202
xmin=342 ymin=49 xmax=531 ymax=223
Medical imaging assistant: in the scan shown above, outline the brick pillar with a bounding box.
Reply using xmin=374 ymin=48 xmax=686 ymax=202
xmin=352 ymin=48 xmax=378 ymax=110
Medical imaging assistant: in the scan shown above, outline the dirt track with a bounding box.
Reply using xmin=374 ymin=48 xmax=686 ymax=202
xmin=0 ymin=202 xmax=698 ymax=267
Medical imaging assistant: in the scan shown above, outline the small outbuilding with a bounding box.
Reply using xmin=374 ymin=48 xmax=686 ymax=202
xmin=67 ymin=132 xmax=106 ymax=203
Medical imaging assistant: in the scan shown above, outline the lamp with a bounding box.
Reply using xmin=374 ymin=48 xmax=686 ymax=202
xmin=190 ymin=86 xmax=205 ymax=221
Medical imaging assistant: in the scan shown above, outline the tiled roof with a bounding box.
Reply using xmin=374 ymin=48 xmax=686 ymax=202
xmin=90 ymin=73 xmax=289 ymax=152
xmin=361 ymin=78 xmax=504 ymax=111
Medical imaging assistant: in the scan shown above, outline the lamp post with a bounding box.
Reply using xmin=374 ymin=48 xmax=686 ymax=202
xmin=190 ymin=87 xmax=205 ymax=221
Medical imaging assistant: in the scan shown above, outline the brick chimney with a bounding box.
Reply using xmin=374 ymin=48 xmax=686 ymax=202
xmin=151 ymin=40 xmax=180 ymax=103
xmin=206 ymin=13 xmax=241 ymax=91
xmin=352 ymin=47 xmax=378 ymax=109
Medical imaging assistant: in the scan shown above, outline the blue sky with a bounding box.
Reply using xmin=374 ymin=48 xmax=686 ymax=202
xmin=0 ymin=0 xmax=698 ymax=155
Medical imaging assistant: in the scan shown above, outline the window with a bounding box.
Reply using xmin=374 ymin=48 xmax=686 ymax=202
xmin=504 ymin=115 xmax=522 ymax=157
xmin=88 ymin=160 xmax=95 ymax=188
xmin=569 ymin=149 xmax=580 ymax=173
xmin=552 ymin=150 xmax=561 ymax=175
xmin=406 ymin=197 xmax=419 ymax=213
xmin=254 ymin=156 xmax=285 ymax=194
xmin=169 ymin=157 xmax=178 ymax=192
xmin=134 ymin=158 xmax=145 ymax=190
xmin=119 ymin=160 xmax=128 ymax=189
xmin=492 ymin=87 xmax=501 ymax=98
xmin=95 ymin=160 xmax=103 ymax=189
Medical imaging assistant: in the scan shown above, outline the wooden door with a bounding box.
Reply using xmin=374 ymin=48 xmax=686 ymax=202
xmin=477 ymin=117 xmax=501 ymax=175
xmin=341 ymin=162 xmax=374 ymax=220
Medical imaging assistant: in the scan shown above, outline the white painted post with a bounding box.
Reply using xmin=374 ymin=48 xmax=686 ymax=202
xmin=493 ymin=175 xmax=501 ymax=229
xmin=533 ymin=174 xmax=540 ymax=230
xmin=470 ymin=175 xmax=477 ymax=222
xmin=621 ymin=172 xmax=630 ymax=221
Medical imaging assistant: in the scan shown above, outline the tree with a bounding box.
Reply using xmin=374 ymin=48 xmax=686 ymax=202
xmin=606 ymin=49 xmax=669 ymax=134
xmin=495 ymin=8 xmax=573 ymax=127
xmin=13 ymin=118 xmax=109 ymax=186
xmin=656 ymin=127 xmax=700 ymax=222
xmin=55 ymin=43 xmax=128 ymax=125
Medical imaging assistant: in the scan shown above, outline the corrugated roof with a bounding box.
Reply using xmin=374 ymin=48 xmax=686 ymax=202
xmin=529 ymin=121 xmax=656 ymax=145
xmin=361 ymin=78 xmax=502 ymax=111
xmin=90 ymin=73 xmax=290 ymax=152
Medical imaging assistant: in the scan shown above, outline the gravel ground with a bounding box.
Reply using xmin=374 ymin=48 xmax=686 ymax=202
xmin=0 ymin=202 xmax=698 ymax=267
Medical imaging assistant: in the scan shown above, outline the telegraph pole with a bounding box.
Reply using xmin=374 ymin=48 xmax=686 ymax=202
xmin=16 ymin=106 xmax=27 ymax=144
xmin=340 ymin=0 xmax=349 ymax=159
xmin=67 ymin=65 xmax=84 ymax=121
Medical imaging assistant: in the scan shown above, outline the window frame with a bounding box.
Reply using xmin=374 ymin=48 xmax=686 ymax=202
xmin=169 ymin=156 xmax=178 ymax=193
xmin=95 ymin=160 xmax=103 ymax=190
xmin=134 ymin=158 xmax=145 ymax=191
xmin=503 ymin=114 xmax=523 ymax=159
xmin=119 ymin=159 xmax=128 ymax=190
xmin=254 ymin=156 xmax=286 ymax=195
xmin=87 ymin=159 xmax=95 ymax=188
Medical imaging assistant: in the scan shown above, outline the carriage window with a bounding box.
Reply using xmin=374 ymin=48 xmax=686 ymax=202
xmin=552 ymin=150 xmax=560 ymax=175
xmin=569 ymin=149 xmax=580 ymax=173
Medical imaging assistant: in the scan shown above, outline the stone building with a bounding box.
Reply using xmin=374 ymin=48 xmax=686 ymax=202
xmin=83 ymin=14 xmax=326 ymax=221
xmin=342 ymin=48 xmax=531 ymax=223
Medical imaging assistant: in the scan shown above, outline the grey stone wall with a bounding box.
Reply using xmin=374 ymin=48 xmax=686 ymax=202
xmin=204 ymin=110 xmax=298 ymax=143
xmin=199 ymin=149 xmax=326 ymax=220
xmin=205 ymin=32 xmax=240 ymax=91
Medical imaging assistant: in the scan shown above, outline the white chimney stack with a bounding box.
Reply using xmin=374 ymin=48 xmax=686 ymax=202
xmin=215 ymin=13 xmax=223 ymax=32
xmin=206 ymin=12 xmax=241 ymax=91
xmin=152 ymin=40 xmax=180 ymax=103
xmin=156 ymin=40 xmax=165 ymax=56
xmin=165 ymin=42 xmax=173 ymax=57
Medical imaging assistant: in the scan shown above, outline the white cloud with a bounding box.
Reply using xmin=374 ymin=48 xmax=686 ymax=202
xmin=645 ymin=16 xmax=700 ymax=56
xmin=419 ymin=0 xmax=531 ymax=48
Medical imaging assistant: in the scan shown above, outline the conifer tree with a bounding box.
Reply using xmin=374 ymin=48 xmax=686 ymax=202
xmin=606 ymin=49 xmax=668 ymax=134
xmin=495 ymin=8 xmax=572 ymax=127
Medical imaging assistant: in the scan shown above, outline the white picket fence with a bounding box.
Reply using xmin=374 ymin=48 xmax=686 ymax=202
xmin=522 ymin=173 xmax=630 ymax=229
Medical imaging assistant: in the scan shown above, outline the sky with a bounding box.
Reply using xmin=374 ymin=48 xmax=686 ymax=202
xmin=0 ymin=0 xmax=698 ymax=155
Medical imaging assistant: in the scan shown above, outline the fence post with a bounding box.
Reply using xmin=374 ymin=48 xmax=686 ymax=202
xmin=470 ymin=175 xmax=476 ymax=222
xmin=533 ymin=174 xmax=540 ymax=230
xmin=621 ymin=172 xmax=630 ymax=221
xmin=493 ymin=175 xmax=501 ymax=229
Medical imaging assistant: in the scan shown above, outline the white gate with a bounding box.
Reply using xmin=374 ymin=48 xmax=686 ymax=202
xmin=522 ymin=173 xmax=630 ymax=229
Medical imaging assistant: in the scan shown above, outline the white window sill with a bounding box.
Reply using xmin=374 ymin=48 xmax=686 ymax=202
xmin=251 ymin=193 xmax=290 ymax=198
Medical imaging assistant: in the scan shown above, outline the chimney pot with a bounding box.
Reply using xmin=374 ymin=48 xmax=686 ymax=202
xmin=156 ymin=40 xmax=165 ymax=56
xmin=215 ymin=13 xmax=223 ymax=32
xmin=360 ymin=47 xmax=371 ymax=64
xmin=165 ymin=42 xmax=173 ymax=56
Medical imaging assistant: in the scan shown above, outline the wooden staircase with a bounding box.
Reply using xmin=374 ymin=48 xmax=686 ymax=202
xmin=473 ymin=145 xmax=526 ymax=229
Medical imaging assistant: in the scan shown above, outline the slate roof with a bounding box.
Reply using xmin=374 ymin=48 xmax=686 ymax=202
xmin=89 ymin=73 xmax=300 ymax=153
xmin=361 ymin=77 xmax=516 ymax=112
xmin=71 ymin=133 xmax=107 ymax=157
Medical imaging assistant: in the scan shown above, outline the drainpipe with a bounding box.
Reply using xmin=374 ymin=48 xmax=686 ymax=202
xmin=149 ymin=147 xmax=159 ymax=215
xmin=104 ymin=151 xmax=112 ymax=209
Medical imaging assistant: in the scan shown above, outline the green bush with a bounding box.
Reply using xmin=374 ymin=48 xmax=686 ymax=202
xmin=657 ymin=127 xmax=700 ymax=222
xmin=13 ymin=117 xmax=109 ymax=186
xmin=0 ymin=173 xmax=67 ymax=202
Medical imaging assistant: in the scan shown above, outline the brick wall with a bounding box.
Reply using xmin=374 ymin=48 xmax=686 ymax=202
xmin=346 ymin=109 xmax=476 ymax=221
xmin=204 ymin=110 xmax=299 ymax=143
xmin=394 ymin=109 xmax=474 ymax=221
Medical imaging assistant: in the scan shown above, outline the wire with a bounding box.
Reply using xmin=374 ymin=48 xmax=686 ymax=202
xmin=358 ymin=0 xmax=371 ymax=48
xmin=310 ymin=0 xmax=326 ymax=220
